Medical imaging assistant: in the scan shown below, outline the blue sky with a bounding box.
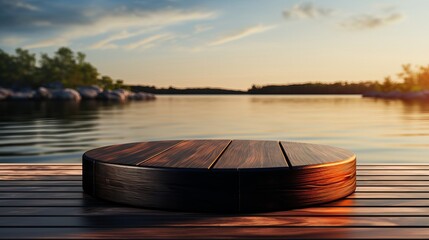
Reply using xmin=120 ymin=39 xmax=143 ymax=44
xmin=1 ymin=0 xmax=429 ymax=89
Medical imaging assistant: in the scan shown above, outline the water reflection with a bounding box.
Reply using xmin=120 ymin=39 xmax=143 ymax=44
xmin=0 ymin=95 xmax=429 ymax=163
xmin=0 ymin=101 xmax=129 ymax=162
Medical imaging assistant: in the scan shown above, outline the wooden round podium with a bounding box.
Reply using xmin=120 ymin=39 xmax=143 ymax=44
xmin=83 ymin=140 xmax=356 ymax=212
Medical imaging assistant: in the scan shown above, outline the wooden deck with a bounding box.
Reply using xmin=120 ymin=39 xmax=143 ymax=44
xmin=1 ymin=164 xmax=429 ymax=239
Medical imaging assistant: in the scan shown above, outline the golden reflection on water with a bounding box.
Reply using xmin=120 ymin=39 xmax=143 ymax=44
xmin=1 ymin=95 xmax=429 ymax=163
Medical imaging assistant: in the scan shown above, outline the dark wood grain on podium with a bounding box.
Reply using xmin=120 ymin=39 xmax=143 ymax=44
xmin=281 ymin=141 xmax=354 ymax=167
xmin=82 ymin=140 xmax=356 ymax=212
xmin=213 ymin=140 xmax=288 ymax=169
xmin=84 ymin=140 xmax=181 ymax=165
xmin=141 ymin=140 xmax=231 ymax=168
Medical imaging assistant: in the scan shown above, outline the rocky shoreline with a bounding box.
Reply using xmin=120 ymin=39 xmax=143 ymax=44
xmin=362 ymin=90 xmax=429 ymax=100
xmin=0 ymin=86 xmax=155 ymax=101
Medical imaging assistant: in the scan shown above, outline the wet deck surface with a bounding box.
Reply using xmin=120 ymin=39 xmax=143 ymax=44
xmin=1 ymin=164 xmax=429 ymax=239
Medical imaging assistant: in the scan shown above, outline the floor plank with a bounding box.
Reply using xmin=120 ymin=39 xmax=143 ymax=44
xmin=357 ymin=165 xmax=429 ymax=170
xmin=356 ymin=186 xmax=429 ymax=192
xmin=0 ymin=192 xmax=83 ymax=198
xmin=0 ymin=186 xmax=82 ymax=192
xmin=0 ymin=175 xmax=81 ymax=180
xmin=0 ymin=165 xmax=82 ymax=170
xmin=358 ymin=176 xmax=429 ymax=180
xmin=1 ymin=227 xmax=429 ymax=239
xmin=1 ymin=216 xmax=429 ymax=227
xmin=0 ymin=170 xmax=81 ymax=175
xmin=357 ymin=170 xmax=429 ymax=176
xmin=0 ymin=180 xmax=81 ymax=186
xmin=0 ymin=164 xmax=428 ymax=239
xmin=3 ymin=206 xmax=429 ymax=217
xmin=4 ymin=191 xmax=429 ymax=200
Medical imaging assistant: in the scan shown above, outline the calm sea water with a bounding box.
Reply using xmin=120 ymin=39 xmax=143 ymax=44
xmin=1 ymin=95 xmax=428 ymax=164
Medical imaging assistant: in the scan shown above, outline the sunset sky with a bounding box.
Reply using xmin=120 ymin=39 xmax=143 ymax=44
xmin=1 ymin=0 xmax=429 ymax=90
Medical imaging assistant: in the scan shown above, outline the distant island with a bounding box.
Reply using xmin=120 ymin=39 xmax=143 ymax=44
xmin=129 ymin=85 xmax=246 ymax=95
xmin=1 ymin=47 xmax=429 ymax=100
xmin=360 ymin=64 xmax=429 ymax=100
xmin=128 ymin=82 xmax=378 ymax=95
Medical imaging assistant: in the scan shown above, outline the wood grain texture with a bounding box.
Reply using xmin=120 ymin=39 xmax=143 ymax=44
xmin=239 ymin=158 xmax=355 ymax=211
xmin=358 ymin=170 xmax=429 ymax=175
xmin=0 ymin=175 xmax=81 ymax=180
xmin=213 ymin=140 xmax=288 ymax=169
xmin=82 ymin=140 xmax=355 ymax=212
xmin=357 ymin=180 xmax=429 ymax=186
xmin=2 ymin=227 xmax=429 ymax=239
xmin=94 ymin=162 xmax=239 ymax=212
xmin=281 ymin=141 xmax=355 ymax=168
xmin=6 ymin=206 xmax=429 ymax=217
xmin=357 ymin=165 xmax=429 ymax=170
xmin=2 ymin=164 xmax=429 ymax=239
xmin=0 ymin=169 xmax=81 ymax=175
xmin=358 ymin=175 xmax=429 ymax=180
xmin=84 ymin=140 xmax=181 ymax=165
xmin=3 ymin=216 xmax=429 ymax=227
xmin=0 ymin=165 xmax=82 ymax=170
xmin=141 ymin=140 xmax=231 ymax=168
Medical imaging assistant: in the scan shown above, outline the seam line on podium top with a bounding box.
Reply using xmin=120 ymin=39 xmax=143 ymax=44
xmin=208 ymin=140 xmax=232 ymax=169
xmin=136 ymin=140 xmax=184 ymax=166
xmin=279 ymin=141 xmax=293 ymax=169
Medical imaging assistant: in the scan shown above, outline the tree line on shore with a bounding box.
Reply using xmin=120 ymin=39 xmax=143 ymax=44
xmin=0 ymin=47 xmax=155 ymax=101
xmin=1 ymin=47 xmax=429 ymax=96
xmin=0 ymin=47 xmax=125 ymax=90
xmin=248 ymin=65 xmax=429 ymax=95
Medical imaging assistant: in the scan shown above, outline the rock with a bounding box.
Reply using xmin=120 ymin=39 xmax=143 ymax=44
xmin=51 ymin=88 xmax=81 ymax=101
xmin=128 ymin=91 xmax=156 ymax=101
xmin=77 ymin=86 xmax=103 ymax=99
xmin=421 ymin=90 xmax=429 ymax=98
xmin=147 ymin=93 xmax=156 ymax=100
xmin=0 ymin=86 xmax=156 ymax=102
xmin=98 ymin=90 xmax=126 ymax=101
xmin=0 ymin=88 xmax=12 ymax=100
xmin=113 ymin=89 xmax=131 ymax=98
xmin=385 ymin=91 xmax=402 ymax=99
xmin=10 ymin=90 xmax=36 ymax=100
xmin=363 ymin=90 xmax=429 ymax=100
xmin=35 ymin=87 xmax=52 ymax=99
xmin=401 ymin=91 xmax=426 ymax=100
xmin=362 ymin=91 xmax=379 ymax=98
xmin=129 ymin=92 xmax=148 ymax=100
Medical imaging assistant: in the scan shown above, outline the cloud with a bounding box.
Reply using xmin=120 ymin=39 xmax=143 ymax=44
xmin=340 ymin=12 xmax=404 ymax=30
xmin=0 ymin=36 xmax=26 ymax=46
xmin=24 ymin=37 xmax=68 ymax=49
xmin=209 ymin=24 xmax=275 ymax=46
xmin=3 ymin=0 xmax=39 ymax=11
xmin=124 ymin=33 xmax=175 ymax=50
xmin=194 ymin=24 xmax=212 ymax=33
xmin=0 ymin=0 xmax=217 ymax=49
xmin=0 ymin=1 xmax=82 ymax=33
xmin=283 ymin=2 xmax=333 ymax=20
xmin=90 ymin=28 xmax=160 ymax=49
xmin=23 ymin=9 xmax=216 ymax=49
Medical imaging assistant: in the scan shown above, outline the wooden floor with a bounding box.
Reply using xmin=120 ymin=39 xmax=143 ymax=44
xmin=1 ymin=164 xmax=429 ymax=239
